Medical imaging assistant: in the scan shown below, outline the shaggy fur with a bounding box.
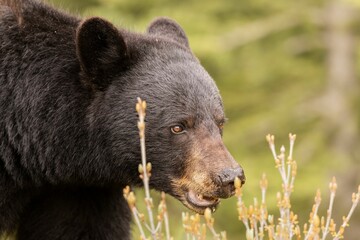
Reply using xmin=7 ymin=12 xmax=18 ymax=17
xmin=0 ymin=0 xmax=245 ymax=239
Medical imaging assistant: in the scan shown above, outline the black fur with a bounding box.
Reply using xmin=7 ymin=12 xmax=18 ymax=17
xmin=0 ymin=0 xmax=238 ymax=239
xmin=76 ymin=17 xmax=130 ymax=90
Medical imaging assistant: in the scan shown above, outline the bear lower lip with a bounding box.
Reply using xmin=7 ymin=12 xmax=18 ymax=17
xmin=185 ymin=190 xmax=220 ymax=210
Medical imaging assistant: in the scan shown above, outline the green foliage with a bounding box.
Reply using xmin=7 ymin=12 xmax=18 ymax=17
xmin=43 ymin=0 xmax=360 ymax=238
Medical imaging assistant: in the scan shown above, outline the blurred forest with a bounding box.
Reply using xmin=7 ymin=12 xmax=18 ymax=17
xmin=46 ymin=0 xmax=360 ymax=238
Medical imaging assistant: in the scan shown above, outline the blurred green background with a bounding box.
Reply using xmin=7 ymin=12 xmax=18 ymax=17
xmin=45 ymin=0 xmax=360 ymax=238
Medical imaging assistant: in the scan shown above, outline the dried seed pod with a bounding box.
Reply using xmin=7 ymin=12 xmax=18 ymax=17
xmin=234 ymin=176 xmax=242 ymax=189
xmin=204 ymin=208 xmax=212 ymax=222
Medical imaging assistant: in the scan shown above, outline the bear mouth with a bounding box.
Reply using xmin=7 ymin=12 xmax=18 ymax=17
xmin=184 ymin=190 xmax=220 ymax=214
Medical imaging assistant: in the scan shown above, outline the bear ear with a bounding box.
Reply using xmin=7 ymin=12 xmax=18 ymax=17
xmin=76 ymin=17 xmax=129 ymax=90
xmin=147 ymin=17 xmax=189 ymax=48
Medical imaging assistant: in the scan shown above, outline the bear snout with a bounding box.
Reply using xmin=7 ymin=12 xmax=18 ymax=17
xmin=218 ymin=167 xmax=245 ymax=187
xmin=214 ymin=166 xmax=246 ymax=197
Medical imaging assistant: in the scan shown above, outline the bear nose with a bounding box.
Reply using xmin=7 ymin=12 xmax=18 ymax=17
xmin=218 ymin=167 xmax=246 ymax=188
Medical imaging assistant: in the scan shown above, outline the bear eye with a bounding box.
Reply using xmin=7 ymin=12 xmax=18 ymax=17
xmin=170 ymin=125 xmax=185 ymax=134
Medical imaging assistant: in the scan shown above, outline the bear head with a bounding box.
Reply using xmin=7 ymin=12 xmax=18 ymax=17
xmin=76 ymin=17 xmax=245 ymax=214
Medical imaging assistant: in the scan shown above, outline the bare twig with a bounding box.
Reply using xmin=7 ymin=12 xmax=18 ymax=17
xmin=321 ymin=177 xmax=337 ymax=240
xmin=333 ymin=186 xmax=360 ymax=240
xmin=123 ymin=187 xmax=147 ymax=240
xmin=136 ymin=97 xmax=157 ymax=238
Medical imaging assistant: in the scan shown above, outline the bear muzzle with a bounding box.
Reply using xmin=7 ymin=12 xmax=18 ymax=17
xmin=170 ymin=131 xmax=246 ymax=214
xmin=175 ymin=166 xmax=245 ymax=214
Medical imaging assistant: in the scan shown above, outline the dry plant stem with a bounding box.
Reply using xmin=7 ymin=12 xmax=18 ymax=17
xmin=304 ymin=191 xmax=321 ymax=240
xmin=136 ymin=97 xmax=157 ymax=239
xmin=286 ymin=163 xmax=291 ymax=189
xmin=321 ymin=178 xmax=337 ymax=240
xmin=235 ymin=178 xmax=253 ymax=238
xmin=333 ymin=190 xmax=360 ymax=240
xmin=259 ymin=211 xmax=266 ymax=240
xmin=280 ymin=146 xmax=286 ymax=186
xmin=252 ymin=214 xmax=259 ymax=240
xmin=286 ymin=135 xmax=295 ymax=189
xmin=262 ymin=134 xmax=359 ymax=240
xmin=267 ymin=135 xmax=287 ymax=186
xmin=132 ymin=207 xmax=147 ymax=239
xmin=220 ymin=231 xmax=227 ymax=240
xmin=123 ymin=187 xmax=148 ymax=239
xmin=259 ymin=182 xmax=267 ymax=239
xmin=160 ymin=192 xmax=171 ymax=240
xmin=267 ymin=134 xmax=298 ymax=240
xmin=204 ymin=208 xmax=221 ymax=240
xmin=154 ymin=221 xmax=162 ymax=233
xmin=288 ymin=134 xmax=296 ymax=161
xmin=240 ymin=213 xmax=251 ymax=233
xmin=164 ymin=212 xmax=171 ymax=240
xmin=207 ymin=225 xmax=220 ymax=240
xmin=283 ymin=135 xmax=297 ymax=239
xmin=182 ymin=212 xmax=207 ymax=240
xmin=237 ymin=197 xmax=251 ymax=231
xmin=246 ymin=229 xmax=254 ymax=240
xmin=280 ymin=147 xmax=292 ymax=239
xmin=321 ymin=191 xmax=335 ymax=240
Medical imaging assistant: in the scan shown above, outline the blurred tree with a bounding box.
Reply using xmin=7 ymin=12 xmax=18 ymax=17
xmin=323 ymin=0 xmax=360 ymax=236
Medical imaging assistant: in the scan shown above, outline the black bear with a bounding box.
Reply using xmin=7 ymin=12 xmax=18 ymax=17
xmin=0 ymin=0 xmax=245 ymax=239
